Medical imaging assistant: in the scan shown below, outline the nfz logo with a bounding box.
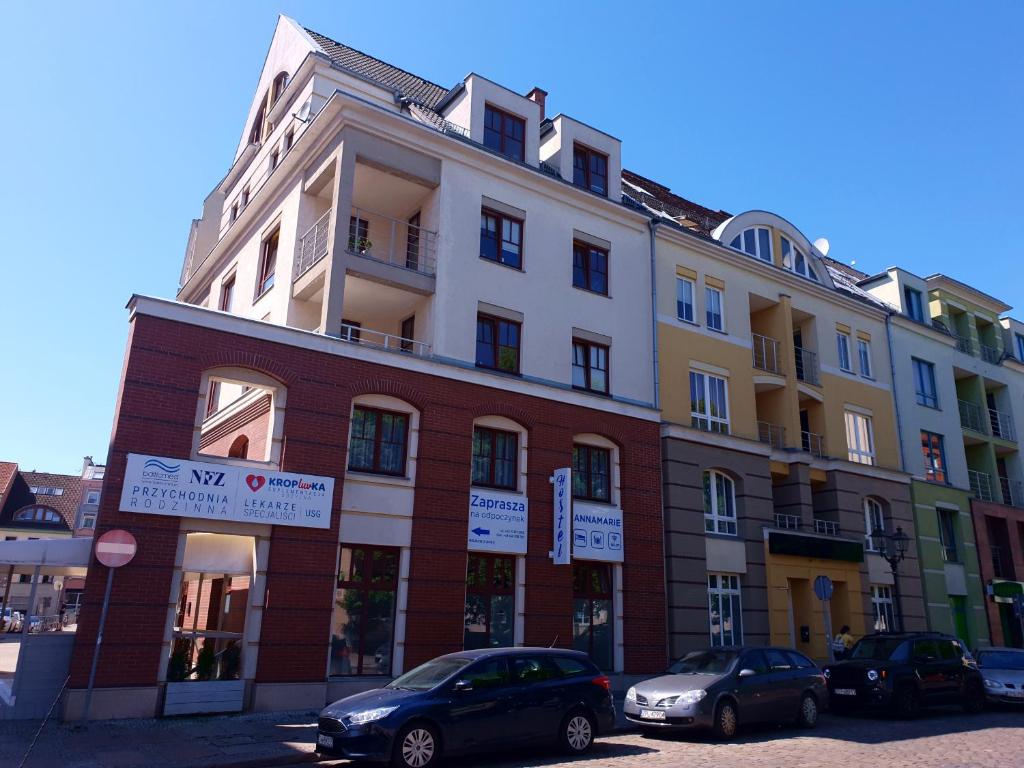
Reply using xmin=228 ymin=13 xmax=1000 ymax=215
xmin=190 ymin=469 xmax=227 ymax=487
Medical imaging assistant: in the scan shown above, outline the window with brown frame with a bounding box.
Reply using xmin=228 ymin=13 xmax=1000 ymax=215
xmin=464 ymin=553 xmax=514 ymax=650
xmin=572 ymin=444 xmax=611 ymax=502
xmin=476 ymin=314 xmax=521 ymax=374
xmin=572 ymin=339 xmax=609 ymax=394
xmin=241 ymin=186 xmax=250 ymax=209
xmin=400 ymin=316 xmax=415 ymax=353
xmin=572 ymin=241 xmax=608 ymax=295
xmin=483 ymin=104 xmax=525 ymax=162
xmin=329 ymin=546 xmax=399 ymax=676
xmin=348 ymin=406 xmax=409 ymax=476
xmin=256 ymin=229 xmax=278 ymax=297
xmin=572 ymin=562 xmax=613 ymax=671
xmin=219 ymin=275 xmax=235 ymax=312
xmin=284 ymin=127 xmax=294 ymax=152
xmin=472 ymin=427 xmax=518 ymax=489
xmin=230 ymin=202 xmax=239 ymax=223
xmin=480 ymin=208 xmax=523 ymax=269
xmin=573 ymin=144 xmax=608 ymax=196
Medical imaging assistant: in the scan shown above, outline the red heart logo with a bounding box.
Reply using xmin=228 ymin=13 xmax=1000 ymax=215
xmin=246 ymin=474 xmax=266 ymax=492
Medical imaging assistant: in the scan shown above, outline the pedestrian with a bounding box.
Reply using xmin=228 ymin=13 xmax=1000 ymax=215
xmin=832 ymin=625 xmax=854 ymax=659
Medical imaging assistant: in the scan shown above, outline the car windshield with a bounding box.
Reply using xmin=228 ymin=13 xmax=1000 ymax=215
xmin=978 ymin=651 xmax=1024 ymax=670
xmin=386 ymin=657 xmax=472 ymax=691
xmin=668 ymin=650 xmax=737 ymax=675
xmin=850 ymin=637 xmax=905 ymax=661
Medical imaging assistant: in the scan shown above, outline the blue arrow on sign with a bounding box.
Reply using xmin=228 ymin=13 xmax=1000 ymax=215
xmin=471 ymin=527 xmax=490 ymax=536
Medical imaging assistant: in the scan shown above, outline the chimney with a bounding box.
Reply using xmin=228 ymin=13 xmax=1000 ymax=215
xmin=526 ymin=87 xmax=547 ymax=120
xmin=82 ymin=455 xmax=93 ymax=474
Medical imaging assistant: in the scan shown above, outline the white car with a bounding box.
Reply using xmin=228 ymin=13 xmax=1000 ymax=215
xmin=977 ymin=647 xmax=1024 ymax=705
xmin=2 ymin=608 xmax=22 ymax=632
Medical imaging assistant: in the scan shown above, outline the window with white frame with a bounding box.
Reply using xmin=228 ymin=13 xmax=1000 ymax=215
xmin=845 ymin=411 xmax=875 ymax=465
xmin=780 ymin=236 xmax=819 ymax=281
xmin=871 ymin=585 xmax=895 ymax=632
xmin=690 ymin=371 xmax=729 ymax=434
xmin=858 ymin=339 xmax=872 ymax=378
xmin=708 ymin=573 xmax=743 ymax=646
xmin=85 ymin=491 xmax=100 ymax=505
xmin=676 ymin=277 xmax=695 ymax=323
xmin=705 ymin=286 xmax=724 ymax=331
xmin=837 ymin=332 xmax=853 ymax=372
xmin=864 ymin=497 xmax=885 ymax=551
xmin=703 ymin=470 xmax=737 ymax=535
xmin=729 ymin=227 xmax=772 ymax=262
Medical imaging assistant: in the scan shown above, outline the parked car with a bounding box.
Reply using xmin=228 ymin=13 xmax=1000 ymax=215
xmin=824 ymin=632 xmax=984 ymax=717
xmin=26 ymin=615 xmax=42 ymax=634
xmin=623 ymin=646 xmax=827 ymax=739
xmin=2 ymin=608 xmax=23 ymax=633
xmin=976 ymin=647 xmax=1024 ymax=705
xmin=316 ymin=647 xmax=614 ymax=767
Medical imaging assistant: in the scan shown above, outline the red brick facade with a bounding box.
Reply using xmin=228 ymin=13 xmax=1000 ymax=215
xmin=68 ymin=311 xmax=666 ymax=696
xmin=971 ymin=499 xmax=1024 ymax=646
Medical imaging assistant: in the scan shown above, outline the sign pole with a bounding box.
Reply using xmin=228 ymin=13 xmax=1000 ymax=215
xmin=83 ymin=566 xmax=114 ymax=721
xmin=823 ymin=598 xmax=835 ymax=664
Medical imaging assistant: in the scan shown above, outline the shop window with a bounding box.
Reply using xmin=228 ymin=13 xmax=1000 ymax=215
xmin=463 ymin=553 xmax=514 ymax=650
xmin=471 ymin=427 xmax=518 ymax=489
xmin=198 ymin=372 xmax=276 ymax=463
xmin=708 ymin=573 xmax=742 ymax=646
xmin=348 ymin=407 xmax=408 ymax=476
xmin=572 ymin=444 xmax=611 ymax=502
xmin=330 ymin=546 xmax=399 ymax=676
xmin=572 ymin=562 xmax=613 ymax=671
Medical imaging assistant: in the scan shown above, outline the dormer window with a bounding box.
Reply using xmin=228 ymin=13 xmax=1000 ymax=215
xmin=14 ymin=506 xmax=62 ymax=524
xmin=271 ymin=72 xmax=289 ymax=106
xmin=729 ymin=226 xmax=772 ymax=263
xmin=572 ymin=144 xmax=608 ymax=197
xmin=905 ymin=287 xmax=925 ymax=322
xmin=781 ymin=237 xmax=819 ymax=281
xmin=483 ymin=104 xmax=525 ymax=162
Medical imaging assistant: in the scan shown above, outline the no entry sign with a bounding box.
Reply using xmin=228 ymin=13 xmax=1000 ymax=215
xmin=95 ymin=529 xmax=137 ymax=568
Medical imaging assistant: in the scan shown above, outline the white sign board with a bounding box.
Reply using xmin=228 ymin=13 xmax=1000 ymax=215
xmin=572 ymin=502 xmax=624 ymax=562
xmin=467 ymin=489 xmax=528 ymax=554
xmin=552 ymin=468 xmax=571 ymax=565
xmin=119 ymin=454 xmax=333 ymax=530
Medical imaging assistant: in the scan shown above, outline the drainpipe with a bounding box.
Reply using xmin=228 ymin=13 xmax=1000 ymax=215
xmin=648 ymin=219 xmax=661 ymax=410
xmin=885 ymin=311 xmax=908 ymax=473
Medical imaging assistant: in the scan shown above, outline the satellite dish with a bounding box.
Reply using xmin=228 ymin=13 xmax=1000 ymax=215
xmin=293 ymin=99 xmax=312 ymax=123
xmin=813 ymin=237 xmax=830 ymax=257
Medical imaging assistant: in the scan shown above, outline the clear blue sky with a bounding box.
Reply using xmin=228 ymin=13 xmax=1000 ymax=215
xmin=2 ymin=1 xmax=1021 ymax=474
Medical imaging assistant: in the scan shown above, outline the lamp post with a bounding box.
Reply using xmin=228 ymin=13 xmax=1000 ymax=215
xmin=872 ymin=525 xmax=910 ymax=633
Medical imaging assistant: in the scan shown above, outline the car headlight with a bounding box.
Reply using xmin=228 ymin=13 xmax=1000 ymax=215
xmin=984 ymin=678 xmax=1003 ymax=690
xmin=348 ymin=706 xmax=399 ymax=724
xmin=671 ymin=689 xmax=706 ymax=706
xmin=656 ymin=695 xmax=679 ymax=707
xmin=866 ymin=669 xmax=879 ymax=683
xmin=625 ymin=686 xmax=637 ymax=702
xmin=823 ymin=668 xmax=830 ymax=679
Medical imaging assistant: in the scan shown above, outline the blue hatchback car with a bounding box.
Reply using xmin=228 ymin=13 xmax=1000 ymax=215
xmin=316 ymin=647 xmax=615 ymax=767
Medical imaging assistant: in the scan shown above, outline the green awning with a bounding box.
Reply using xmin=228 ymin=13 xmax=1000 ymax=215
xmin=991 ymin=580 xmax=1024 ymax=599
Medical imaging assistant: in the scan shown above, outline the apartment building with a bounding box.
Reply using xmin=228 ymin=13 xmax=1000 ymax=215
xmin=66 ymin=17 xmax=667 ymax=719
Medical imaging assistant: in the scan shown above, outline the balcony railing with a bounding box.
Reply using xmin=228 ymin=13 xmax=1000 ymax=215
xmin=989 ymin=408 xmax=1017 ymax=442
xmin=757 ymin=421 xmax=785 ymax=450
xmin=794 ymin=346 xmax=820 ymax=386
xmin=294 ymin=210 xmax=331 ymax=279
xmin=955 ymin=335 xmax=974 ymax=355
xmin=752 ymin=333 xmax=782 ymax=375
xmin=980 ymin=343 xmax=1002 ymax=365
xmin=813 ymin=519 xmax=841 ymax=537
xmin=339 ymin=322 xmax=431 ymax=357
xmin=801 ymin=431 xmax=825 ymax=458
xmin=959 ymin=399 xmax=988 ymax=434
xmin=968 ymin=469 xmax=995 ymax=502
xmin=775 ymin=513 xmax=802 ymax=530
xmin=348 ymin=206 xmax=437 ymax=276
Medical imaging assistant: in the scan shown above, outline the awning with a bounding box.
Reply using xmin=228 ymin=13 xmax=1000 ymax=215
xmin=0 ymin=537 xmax=92 ymax=576
xmin=991 ymin=579 xmax=1024 ymax=601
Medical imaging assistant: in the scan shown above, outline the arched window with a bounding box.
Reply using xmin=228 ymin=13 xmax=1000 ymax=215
xmin=729 ymin=226 xmax=772 ymax=262
xmin=271 ymin=72 xmax=289 ymax=105
xmin=14 ymin=505 xmax=63 ymax=524
xmin=703 ymin=470 xmax=737 ymax=535
xmin=228 ymin=435 xmax=250 ymax=459
xmin=864 ymin=497 xmax=886 ymax=551
xmin=781 ymin=236 xmax=819 ymax=281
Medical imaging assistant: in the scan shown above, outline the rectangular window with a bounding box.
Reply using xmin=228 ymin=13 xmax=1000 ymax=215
xmin=905 ymin=286 xmax=924 ymax=322
xmin=837 ymin=332 xmax=852 ymax=372
xmin=256 ymin=229 xmax=278 ymax=297
xmin=844 ymin=411 xmax=875 ymax=465
xmin=483 ymin=104 xmax=525 ymax=162
xmin=572 ymin=444 xmax=611 ymax=502
xmin=858 ymin=339 xmax=872 ymax=377
xmin=284 ymin=127 xmax=294 ymax=151
xmin=464 ymin=553 xmax=515 ymax=650
xmin=705 ymin=286 xmax=724 ymax=331
xmin=85 ymin=490 xmax=100 ymax=505
xmin=676 ymin=277 xmax=695 ymax=322
xmin=400 ymin=316 xmax=415 ymax=353
xmin=1017 ymin=333 xmax=1024 ymax=361
xmin=348 ymin=216 xmax=369 ymax=253
xmin=871 ymin=585 xmax=895 ymax=632
xmin=230 ymin=202 xmax=238 ymax=222
xmin=479 ymin=209 xmax=523 ymax=269
xmin=571 ymin=339 xmax=609 ymax=394
xmin=340 ymin=319 xmax=362 ymax=343
xmin=572 ymin=144 xmax=608 ymax=196
xmin=572 ymin=562 xmax=613 ymax=671
xmin=329 ymin=546 xmax=398 ymax=676
xmin=269 ymin=148 xmax=279 ymax=171
xmin=937 ymin=508 xmax=959 ymax=562
xmin=241 ymin=186 xmax=250 ymax=209
xmin=218 ymin=275 xmax=235 ymax=312
xmin=703 ymin=470 xmax=737 ymax=535
xmin=206 ymin=380 xmax=220 ymax=417
xmin=921 ymin=430 xmax=948 ymax=484
xmin=913 ymin=358 xmax=938 ymax=408
xmin=690 ymin=371 xmax=729 ymax=434
xmin=471 ymin=427 xmax=518 ymax=489
xmin=81 ymin=514 xmax=96 ymax=530
xmin=475 ymin=314 xmax=521 ymax=374
xmin=572 ymin=241 xmax=608 ymax=295
xmin=708 ymin=573 xmax=743 ymax=646
xmin=348 ymin=407 xmax=409 ymax=476
xmin=864 ymin=498 xmax=885 ymax=551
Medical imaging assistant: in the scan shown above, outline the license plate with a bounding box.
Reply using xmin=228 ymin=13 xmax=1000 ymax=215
xmin=317 ymin=734 xmax=334 ymax=749
xmin=834 ymin=688 xmax=857 ymax=696
xmin=640 ymin=709 xmax=666 ymax=720
xmin=1006 ymin=689 xmax=1024 ymax=698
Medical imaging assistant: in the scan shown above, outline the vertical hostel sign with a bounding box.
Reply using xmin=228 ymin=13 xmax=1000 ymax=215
xmin=551 ymin=467 xmax=571 ymax=564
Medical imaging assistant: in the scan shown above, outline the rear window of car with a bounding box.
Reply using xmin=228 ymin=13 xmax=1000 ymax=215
xmin=764 ymin=649 xmax=792 ymax=671
xmin=511 ymin=656 xmax=562 ymax=683
xmin=913 ymin=639 xmax=940 ymax=660
xmin=938 ymin=640 xmax=960 ymax=660
xmin=785 ymin=651 xmax=815 ymax=669
xmin=551 ymin=656 xmax=594 ymax=677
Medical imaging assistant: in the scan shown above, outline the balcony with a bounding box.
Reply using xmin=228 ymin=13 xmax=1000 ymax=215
xmin=955 ymin=335 xmax=974 ymax=355
xmin=794 ymin=346 xmax=820 ymax=386
xmin=968 ymin=469 xmax=995 ymax=502
xmin=775 ymin=513 xmax=801 ymax=530
xmin=980 ymin=343 xmax=1002 ymax=365
xmin=989 ymin=408 xmax=1017 ymax=442
xmin=294 ymin=210 xmax=331 ymax=280
xmin=757 ymin=421 xmax=785 ymax=450
xmin=752 ymin=333 xmax=782 ymax=375
xmin=959 ymin=399 xmax=988 ymax=434
xmin=347 ymin=206 xmax=437 ymax=276
xmin=813 ymin=519 xmax=841 ymax=537
xmin=801 ymin=430 xmax=825 ymax=458
xmin=339 ymin=322 xmax=431 ymax=357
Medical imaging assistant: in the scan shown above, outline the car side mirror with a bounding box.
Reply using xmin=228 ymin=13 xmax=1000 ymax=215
xmin=453 ymin=679 xmax=473 ymax=693
xmin=737 ymin=668 xmax=756 ymax=678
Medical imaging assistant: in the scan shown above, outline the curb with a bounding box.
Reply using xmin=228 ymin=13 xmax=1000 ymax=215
xmin=192 ymin=751 xmax=320 ymax=768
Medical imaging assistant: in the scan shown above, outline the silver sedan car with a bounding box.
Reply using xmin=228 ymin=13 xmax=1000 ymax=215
xmin=977 ymin=647 xmax=1024 ymax=705
xmin=624 ymin=646 xmax=827 ymax=739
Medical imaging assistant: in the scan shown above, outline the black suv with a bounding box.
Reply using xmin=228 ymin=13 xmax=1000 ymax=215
xmin=823 ymin=632 xmax=984 ymax=717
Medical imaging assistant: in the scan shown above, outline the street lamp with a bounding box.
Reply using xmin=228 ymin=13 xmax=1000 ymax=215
xmin=872 ymin=525 xmax=910 ymax=633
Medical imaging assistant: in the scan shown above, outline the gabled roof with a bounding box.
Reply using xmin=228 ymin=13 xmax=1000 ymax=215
xmin=0 ymin=469 xmax=82 ymax=532
xmin=620 ymin=170 xmax=731 ymax=236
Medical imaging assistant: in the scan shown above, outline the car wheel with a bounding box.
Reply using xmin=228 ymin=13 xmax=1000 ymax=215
xmin=560 ymin=710 xmax=595 ymax=754
xmin=893 ymin=685 xmax=920 ymax=719
xmin=392 ymin=722 xmax=440 ymax=768
xmin=962 ymin=682 xmax=985 ymax=714
xmin=713 ymin=700 xmax=739 ymax=740
xmin=796 ymin=693 xmax=819 ymax=728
